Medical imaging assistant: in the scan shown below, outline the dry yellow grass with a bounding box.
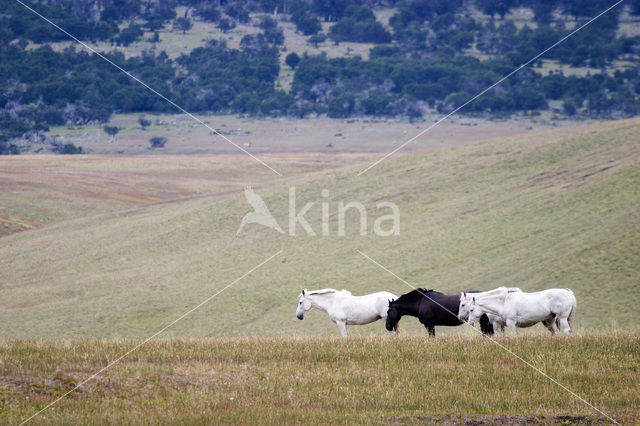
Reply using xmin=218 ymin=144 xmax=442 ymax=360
xmin=33 ymin=112 xmax=556 ymax=155
xmin=0 ymin=152 xmax=371 ymax=234
xmin=0 ymin=334 xmax=637 ymax=424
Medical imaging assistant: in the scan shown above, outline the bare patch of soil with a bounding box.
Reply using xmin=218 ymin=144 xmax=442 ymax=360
xmin=387 ymin=414 xmax=601 ymax=425
xmin=0 ymin=213 xmax=40 ymax=237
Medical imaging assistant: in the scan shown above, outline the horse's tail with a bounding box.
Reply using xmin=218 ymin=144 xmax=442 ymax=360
xmin=567 ymin=300 xmax=576 ymax=331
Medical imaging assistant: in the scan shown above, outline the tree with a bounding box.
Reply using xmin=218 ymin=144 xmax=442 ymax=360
xmin=103 ymin=125 xmax=119 ymax=142
xmin=173 ymin=17 xmax=192 ymax=34
xmin=263 ymin=24 xmax=285 ymax=45
xmin=259 ymin=16 xmax=278 ymax=32
xmin=138 ymin=116 xmax=151 ymax=130
xmin=291 ymin=10 xmax=322 ymax=35
xmin=563 ymin=99 xmax=578 ymax=116
xmin=0 ymin=140 xmax=20 ymax=155
xmin=362 ymin=92 xmax=392 ymax=115
xmin=115 ymin=24 xmax=143 ymax=46
xmin=286 ymin=52 xmax=301 ymax=69
xmin=149 ymin=136 xmax=167 ymax=148
xmin=145 ymin=2 xmax=177 ymax=31
xmin=195 ymin=4 xmax=221 ymax=22
xmin=234 ymin=92 xmax=260 ymax=114
xmin=328 ymin=5 xmax=391 ymax=43
xmin=217 ymin=18 xmax=235 ymax=33
xmin=312 ymin=0 xmax=353 ymax=22
xmin=530 ymin=0 xmax=558 ymax=22
xmin=475 ymin=0 xmax=511 ymax=20
xmin=327 ymin=94 xmax=355 ymax=117
xmin=224 ymin=3 xmax=250 ymax=23
xmin=308 ymin=33 xmax=326 ymax=48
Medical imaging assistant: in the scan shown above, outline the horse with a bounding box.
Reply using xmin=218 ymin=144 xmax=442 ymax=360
xmin=296 ymin=288 xmax=398 ymax=337
xmin=458 ymin=287 xmax=524 ymax=333
xmin=466 ymin=286 xmax=576 ymax=334
xmin=385 ymin=289 xmax=494 ymax=336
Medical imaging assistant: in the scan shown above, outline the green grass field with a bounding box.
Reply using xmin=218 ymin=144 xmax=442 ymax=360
xmin=1 ymin=335 xmax=638 ymax=424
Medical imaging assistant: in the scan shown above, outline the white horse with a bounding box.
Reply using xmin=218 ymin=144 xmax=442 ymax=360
xmin=466 ymin=287 xmax=576 ymax=334
xmin=458 ymin=288 xmax=523 ymax=333
xmin=296 ymin=288 xmax=398 ymax=337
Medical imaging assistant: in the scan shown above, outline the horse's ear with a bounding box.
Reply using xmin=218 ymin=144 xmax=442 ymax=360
xmin=463 ymin=292 xmax=466 ymax=297
xmin=302 ymin=289 xmax=306 ymax=295
xmin=472 ymin=296 xmax=476 ymax=302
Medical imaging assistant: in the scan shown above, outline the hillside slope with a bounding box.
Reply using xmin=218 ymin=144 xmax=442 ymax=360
xmin=0 ymin=118 xmax=638 ymax=337
xmin=0 ymin=152 xmax=368 ymax=236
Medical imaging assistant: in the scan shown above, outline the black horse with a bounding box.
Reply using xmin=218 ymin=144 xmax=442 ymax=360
xmin=386 ymin=289 xmax=494 ymax=336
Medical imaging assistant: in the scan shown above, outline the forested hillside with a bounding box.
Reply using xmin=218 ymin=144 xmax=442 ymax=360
xmin=2 ymin=0 xmax=640 ymax=153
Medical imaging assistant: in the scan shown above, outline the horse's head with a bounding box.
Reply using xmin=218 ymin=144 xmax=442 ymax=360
xmin=385 ymin=299 xmax=400 ymax=331
xmin=467 ymin=297 xmax=483 ymax=326
xmin=296 ymin=289 xmax=312 ymax=320
xmin=458 ymin=292 xmax=473 ymax=322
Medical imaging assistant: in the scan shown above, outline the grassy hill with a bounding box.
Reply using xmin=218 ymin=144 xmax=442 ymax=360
xmin=0 ymin=152 xmax=366 ymax=235
xmin=0 ymin=118 xmax=639 ymax=338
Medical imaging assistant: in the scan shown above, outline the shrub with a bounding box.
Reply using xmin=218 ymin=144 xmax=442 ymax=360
xmin=60 ymin=143 xmax=83 ymax=154
xmin=138 ymin=116 xmax=151 ymax=130
xmin=103 ymin=125 xmax=119 ymax=142
xmin=149 ymin=136 xmax=167 ymax=148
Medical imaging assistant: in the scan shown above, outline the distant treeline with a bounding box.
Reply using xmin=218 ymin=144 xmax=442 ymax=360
xmin=2 ymin=0 xmax=640 ymax=152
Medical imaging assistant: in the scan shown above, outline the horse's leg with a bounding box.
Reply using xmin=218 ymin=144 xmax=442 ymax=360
xmin=547 ymin=316 xmax=558 ymax=334
xmin=336 ymin=321 xmax=348 ymax=337
xmin=389 ymin=322 xmax=399 ymax=336
xmin=557 ymin=316 xmax=571 ymax=334
xmin=491 ymin=319 xmax=504 ymax=333
xmin=505 ymin=319 xmax=517 ymax=335
xmin=426 ymin=325 xmax=435 ymax=337
xmin=479 ymin=315 xmax=493 ymax=335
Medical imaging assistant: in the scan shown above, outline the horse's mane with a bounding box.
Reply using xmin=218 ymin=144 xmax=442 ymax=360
xmin=473 ymin=286 xmax=509 ymax=306
xmin=393 ymin=288 xmax=438 ymax=304
xmin=483 ymin=286 xmax=510 ymax=295
xmin=464 ymin=287 xmax=522 ymax=298
xmin=305 ymin=288 xmax=352 ymax=296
